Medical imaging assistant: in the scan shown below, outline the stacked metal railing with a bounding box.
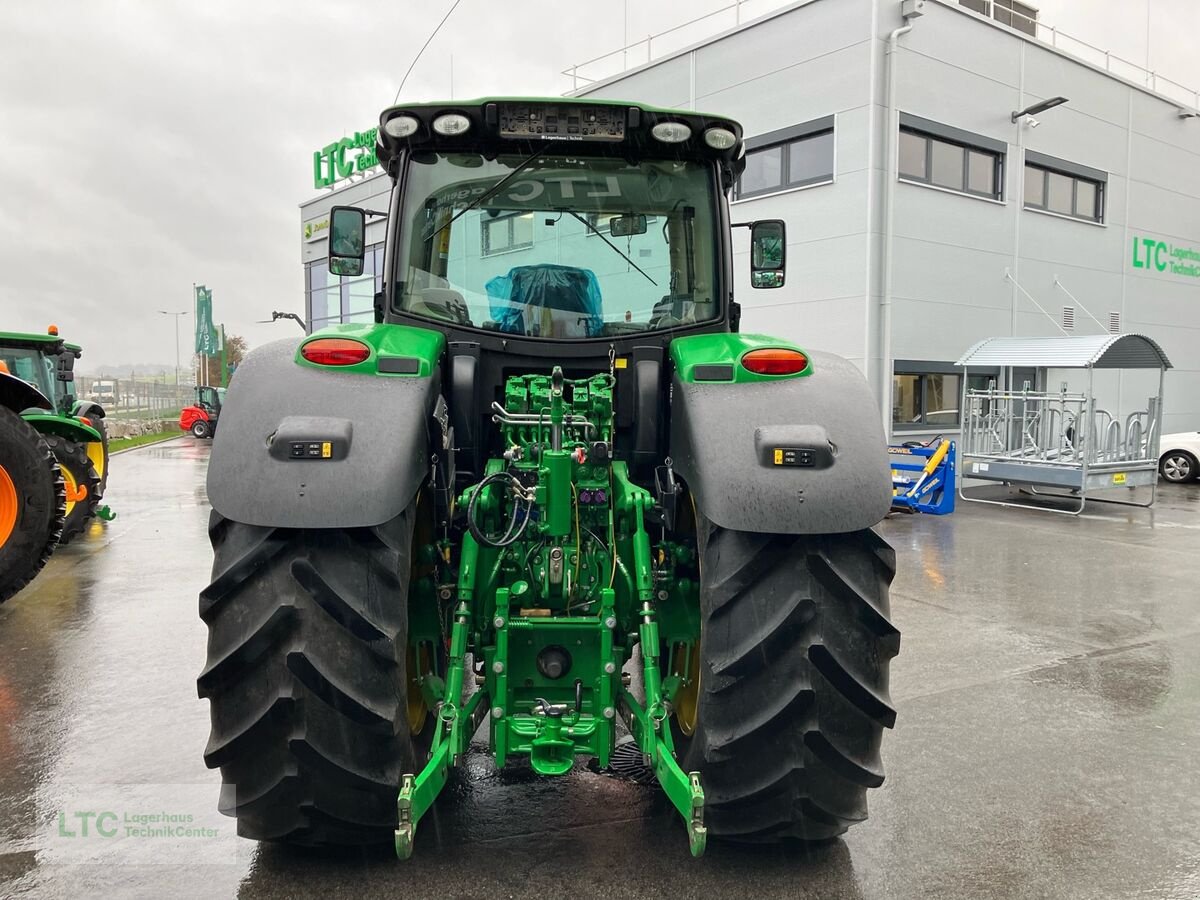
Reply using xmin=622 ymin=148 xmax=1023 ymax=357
xmin=959 ymin=384 xmax=1162 ymax=513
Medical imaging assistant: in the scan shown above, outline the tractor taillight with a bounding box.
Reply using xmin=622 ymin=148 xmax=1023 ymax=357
xmin=301 ymin=338 xmax=371 ymax=366
xmin=740 ymin=348 xmax=809 ymax=376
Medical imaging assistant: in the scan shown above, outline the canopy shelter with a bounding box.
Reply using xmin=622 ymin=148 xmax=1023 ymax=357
xmin=955 ymin=334 xmax=1172 ymax=515
xmin=956 ymin=334 xmax=1172 ymax=370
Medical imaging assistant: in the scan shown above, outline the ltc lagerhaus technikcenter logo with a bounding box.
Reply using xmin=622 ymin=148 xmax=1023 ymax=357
xmin=1131 ymin=235 xmax=1200 ymax=278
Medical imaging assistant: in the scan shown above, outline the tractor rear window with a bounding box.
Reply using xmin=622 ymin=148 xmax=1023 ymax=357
xmin=0 ymin=347 xmax=54 ymax=399
xmin=394 ymin=153 xmax=720 ymax=338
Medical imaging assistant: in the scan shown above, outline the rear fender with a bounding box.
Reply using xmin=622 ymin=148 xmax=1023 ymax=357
xmin=206 ymin=328 xmax=446 ymax=529
xmin=71 ymin=400 xmax=108 ymax=421
xmin=669 ymin=342 xmax=891 ymax=534
xmin=0 ymin=370 xmax=51 ymax=413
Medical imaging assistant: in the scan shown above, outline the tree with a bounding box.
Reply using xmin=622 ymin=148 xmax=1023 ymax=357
xmin=225 ymin=334 xmax=248 ymax=368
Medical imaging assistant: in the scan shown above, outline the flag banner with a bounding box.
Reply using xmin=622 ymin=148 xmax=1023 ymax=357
xmin=195 ymin=286 xmax=219 ymax=355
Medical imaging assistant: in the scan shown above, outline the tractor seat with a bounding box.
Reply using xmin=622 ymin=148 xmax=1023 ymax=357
xmin=486 ymin=265 xmax=603 ymax=338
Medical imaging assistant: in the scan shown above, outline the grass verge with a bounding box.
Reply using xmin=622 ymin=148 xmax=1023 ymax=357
xmin=109 ymin=431 xmax=183 ymax=453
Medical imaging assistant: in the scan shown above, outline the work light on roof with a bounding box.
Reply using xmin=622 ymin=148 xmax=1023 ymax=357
xmin=383 ymin=115 xmax=420 ymax=139
xmin=433 ymin=113 xmax=471 ymax=136
xmin=651 ymin=121 xmax=692 ymax=143
xmin=703 ymin=127 xmax=737 ymax=150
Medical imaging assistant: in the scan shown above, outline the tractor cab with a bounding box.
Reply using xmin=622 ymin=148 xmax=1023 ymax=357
xmin=180 ymin=386 xmax=223 ymax=439
xmin=324 ymin=100 xmax=786 ymax=488
xmin=0 ymin=331 xmax=61 ymax=413
xmin=197 ymin=385 xmax=224 ymax=414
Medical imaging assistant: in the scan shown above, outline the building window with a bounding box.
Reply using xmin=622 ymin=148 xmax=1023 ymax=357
xmin=481 ymin=211 xmax=534 ymax=256
xmin=1024 ymin=161 xmax=1105 ymax=223
xmin=959 ymin=0 xmax=1037 ymax=37
xmin=894 ymin=372 xmax=962 ymax=427
xmin=899 ymin=125 xmax=1003 ymax=200
xmin=736 ymin=118 xmax=835 ymax=200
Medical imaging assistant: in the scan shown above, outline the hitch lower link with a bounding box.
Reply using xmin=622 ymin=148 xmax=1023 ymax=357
xmin=395 ymin=490 xmax=707 ymax=859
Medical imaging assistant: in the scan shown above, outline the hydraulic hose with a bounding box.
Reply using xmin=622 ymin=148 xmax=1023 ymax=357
xmin=467 ymin=471 xmax=531 ymax=549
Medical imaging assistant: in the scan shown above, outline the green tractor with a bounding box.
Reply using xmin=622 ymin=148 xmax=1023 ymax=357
xmin=0 ymin=328 xmax=109 ymax=550
xmin=199 ymin=99 xmax=898 ymax=857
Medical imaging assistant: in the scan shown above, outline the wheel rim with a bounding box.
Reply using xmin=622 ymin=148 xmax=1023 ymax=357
xmin=406 ymin=643 xmax=429 ymax=734
xmin=1164 ymin=455 xmax=1190 ymax=481
xmin=61 ymin=464 xmax=81 ymax=517
xmin=86 ymin=441 xmax=106 ymax=484
xmin=673 ymin=641 xmax=701 ymax=736
xmin=0 ymin=464 xmax=17 ymax=548
xmin=406 ymin=489 xmax=434 ymax=737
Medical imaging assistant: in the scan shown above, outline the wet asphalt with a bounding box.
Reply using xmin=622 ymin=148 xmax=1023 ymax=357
xmin=1 ymin=438 xmax=1199 ymax=899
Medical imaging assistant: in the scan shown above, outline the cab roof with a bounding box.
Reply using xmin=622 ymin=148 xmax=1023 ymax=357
xmin=375 ymin=97 xmax=745 ymax=178
xmin=0 ymin=331 xmax=65 ymax=352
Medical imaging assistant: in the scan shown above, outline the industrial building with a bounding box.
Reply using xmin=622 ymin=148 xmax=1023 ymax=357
xmin=300 ymin=0 xmax=1200 ymax=437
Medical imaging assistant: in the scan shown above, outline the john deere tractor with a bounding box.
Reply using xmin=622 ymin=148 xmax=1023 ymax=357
xmin=0 ymin=329 xmax=108 ymax=548
xmin=199 ymin=99 xmax=898 ymax=857
xmin=0 ymin=365 xmax=64 ymax=604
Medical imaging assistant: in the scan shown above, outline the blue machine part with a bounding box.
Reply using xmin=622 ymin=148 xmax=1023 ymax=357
xmin=485 ymin=264 xmax=604 ymax=338
xmin=888 ymin=440 xmax=956 ymax=515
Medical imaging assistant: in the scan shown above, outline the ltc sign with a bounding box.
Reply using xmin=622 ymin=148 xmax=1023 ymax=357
xmin=1130 ymin=234 xmax=1200 ymax=279
xmin=313 ymin=127 xmax=379 ymax=189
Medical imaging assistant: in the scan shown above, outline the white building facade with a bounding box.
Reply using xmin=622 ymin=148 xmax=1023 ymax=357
xmin=300 ymin=0 xmax=1200 ymax=437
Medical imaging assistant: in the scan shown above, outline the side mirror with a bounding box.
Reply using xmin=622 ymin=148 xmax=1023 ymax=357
xmin=609 ymin=214 xmax=648 ymax=237
xmin=56 ymin=355 xmax=75 ymax=382
xmin=750 ymin=220 xmax=786 ymax=289
xmin=328 ymin=206 xmax=366 ymax=277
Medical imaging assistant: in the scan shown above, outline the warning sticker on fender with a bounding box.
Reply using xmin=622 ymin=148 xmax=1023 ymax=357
xmin=1113 ymin=472 xmax=1127 ymax=485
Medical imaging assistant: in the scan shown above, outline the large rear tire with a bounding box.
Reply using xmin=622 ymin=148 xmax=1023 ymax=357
xmin=0 ymin=408 xmax=66 ymax=604
xmin=197 ymin=501 xmax=431 ymax=845
xmin=45 ymin=435 xmax=101 ymax=546
xmin=677 ymin=517 xmax=899 ymax=842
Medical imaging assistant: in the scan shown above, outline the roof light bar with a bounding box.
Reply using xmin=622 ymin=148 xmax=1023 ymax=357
xmin=383 ymin=115 xmax=420 ymax=139
xmin=432 ymin=113 xmax=471 ymax=136
xmin=651 ymin=121 xmax=692 ymax=143
xmin=703 ymin=127 xmax=737 ymax=150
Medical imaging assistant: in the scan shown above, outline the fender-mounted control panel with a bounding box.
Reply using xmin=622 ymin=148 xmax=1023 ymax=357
xmin=754 ymin=424 xmax=835 ymax=470
xmin=771 ymin=447 xmax=816 ymax=467
xmin=290 ymin=441 xmax=334 ymax=460
xmin=268 ymin=416 xmax=352 ymax=462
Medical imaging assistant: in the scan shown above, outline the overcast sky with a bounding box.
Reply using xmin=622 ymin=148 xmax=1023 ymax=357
xmin=0 ymin=0 xmax=1192 ymax=371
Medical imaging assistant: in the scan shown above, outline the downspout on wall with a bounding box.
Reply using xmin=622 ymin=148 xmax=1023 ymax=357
xmin=879 ymin=1 xmax=923 ymax=435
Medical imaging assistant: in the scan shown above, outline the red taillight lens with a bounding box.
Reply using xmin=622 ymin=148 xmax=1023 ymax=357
xmin=77 ymin=417 xmax=92 ymax=427
xmin=740 ymin=348 xmax=809 ymax=376
xmin=301 ymin=338 xmax=371 ymax=366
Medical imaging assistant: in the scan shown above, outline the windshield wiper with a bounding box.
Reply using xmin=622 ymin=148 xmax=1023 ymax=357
xmin=563 ymin=210 xmax=657 ymax=287
xmin=423 ymin=146 xmax=550 ymax=245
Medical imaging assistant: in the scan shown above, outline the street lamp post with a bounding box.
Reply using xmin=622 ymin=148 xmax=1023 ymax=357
xmin=159 ymin=310 xmax=188 ymax=408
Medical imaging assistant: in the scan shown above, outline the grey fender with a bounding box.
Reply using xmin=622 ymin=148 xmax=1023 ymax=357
xmin=206 ymin=338 xmax=440 ymax=529
xmin=669 ymin=349 xmax=891 ymax=534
